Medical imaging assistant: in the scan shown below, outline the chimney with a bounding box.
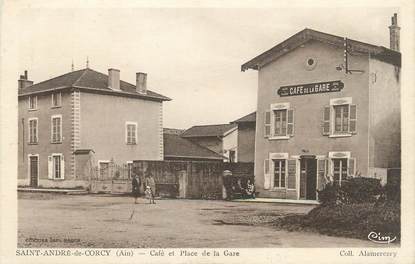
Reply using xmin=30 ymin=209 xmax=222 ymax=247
xmin=18 ymin=70 xmax=33 ymax=90
xmin=136 ymin=72 xmax=147 ymax=94
xmin=108 ymin=68 xmax=120 ymax=90
xmin=389 ymin=13 xmax=400 ymax=51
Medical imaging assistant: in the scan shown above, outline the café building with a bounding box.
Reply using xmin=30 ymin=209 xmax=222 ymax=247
xmin=241 ymin=15 xmax=401 ymax=200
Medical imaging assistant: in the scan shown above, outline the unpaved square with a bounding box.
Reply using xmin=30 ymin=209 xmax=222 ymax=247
xmin=18 ymin=192 xmax=392 ymax=248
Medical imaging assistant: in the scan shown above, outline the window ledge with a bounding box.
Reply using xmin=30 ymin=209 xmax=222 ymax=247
xmin=51 ymin=141 xmax=63 ymax=144
xmin=329 ymin=133 xmax=352 ymax=138
xmin=51 ymin=106 xmax=62 ymax=109
xmin=126 ymin=143 xmax=137 ymax=145
xmin=28 ymin=142 xmax=38 ymax=145
xmin=269 ymin=135 xmax=290 ymax=140
xmin=50 ymin=178 xmax=65 ymax=181
xmin=28 ymin=108 xmax=38 ymax=111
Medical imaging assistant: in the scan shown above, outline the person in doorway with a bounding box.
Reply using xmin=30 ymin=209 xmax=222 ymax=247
xmin=132 ymin=174 xmax=141 ymax=204
xmin=145 ymin=173 xmax=156 ymax=204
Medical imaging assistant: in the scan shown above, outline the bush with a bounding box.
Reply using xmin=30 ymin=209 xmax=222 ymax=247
xmin=341 ymin=177 xmax=382 ymax=204
xmin=276 ymin=201 xmax=401 ymax=241
xmin=317 ymin=177 xmax=382 ymax=205
xmin=382 ymin=181 xmax=401 ymax=203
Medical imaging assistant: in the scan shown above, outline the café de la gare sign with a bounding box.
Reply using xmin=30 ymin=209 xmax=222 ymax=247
xmin=277 ymin=80 xmax=344 ymax=97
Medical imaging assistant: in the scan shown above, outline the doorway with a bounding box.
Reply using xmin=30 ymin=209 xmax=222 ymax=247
xmin=299 ymin=156 xmax=317 ymax=200
xmin=29 ymin=155 xmax=39 ymax=187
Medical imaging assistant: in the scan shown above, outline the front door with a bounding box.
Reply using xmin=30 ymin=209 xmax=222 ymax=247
xmin=29 ymin=156 xmax=38 ymax=187
xmin=300 ymin=156 xmax=317 ymax=200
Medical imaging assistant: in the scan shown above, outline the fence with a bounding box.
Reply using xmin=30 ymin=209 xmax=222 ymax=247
xmin=132 ymin=160 xmax=254 ymax=199
xmin=89 ymin=159 xmax=132 ymax=194
xmin=88 ymin=159 xmax=254 ymax=199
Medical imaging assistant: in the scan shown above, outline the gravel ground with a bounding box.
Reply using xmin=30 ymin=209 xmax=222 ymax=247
xmin=18 ymin=192 xmax=392 ymax=248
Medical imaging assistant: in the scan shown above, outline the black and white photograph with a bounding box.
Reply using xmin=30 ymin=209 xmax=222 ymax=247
xmin=0 ymin=0 xmax=414 ymax=263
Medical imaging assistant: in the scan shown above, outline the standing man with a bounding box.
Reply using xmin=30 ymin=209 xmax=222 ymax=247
xmin=145 ymin=173 xmax=156 ymax=204
xmin=132 ymin=174 xmax=141 ymax=204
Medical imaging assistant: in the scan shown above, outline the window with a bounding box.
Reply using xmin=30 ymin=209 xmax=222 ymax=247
xmin=53 ymin=155 xmax=62 ymax=179
xmin=126 ymin=122 xmax=137 ymax=144
xmin=51 ymin=92 xmax=62 ymax=107
xmin=273 ymin=159 xmax=286 ymax=188
xmin=264 ymin=103 xmax=294 ymax=139
xmin=323 ymin=98 xmax=357 ymax=136
xmin=28 ymin=96 xmax=37 ymax=110
xmin=274 ymin=109 xmax=287 ymax=136
xmin=48 ymin=154 xmax=64 ymax=180
xmin=28 ymin=118 xmax=38 ymax=144
xmin=334 ymin=105 xmax=349 ymax=133
xmin=51 ymin=115 xmax=62 ymax=143
xmin=332 ymin=158 xmax=348 ymax=183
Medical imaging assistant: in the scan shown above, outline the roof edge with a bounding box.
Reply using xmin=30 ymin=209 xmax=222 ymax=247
xmin=18 ymin=86 xmax=172 ymax=102
xmin=241 ymin=28 xmax=401 ymax=71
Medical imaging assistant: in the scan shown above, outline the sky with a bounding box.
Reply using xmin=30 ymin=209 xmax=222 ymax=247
xmin=17 ymin=7 xmax=399 ymax=129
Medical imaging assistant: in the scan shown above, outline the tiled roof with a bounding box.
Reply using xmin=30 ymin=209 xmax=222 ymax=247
xmin=18 ymin=68 xmax=171 ymax=101
xmin=180 ymin=123 xmax=237 ymax=138
xmin=163 ymin=128 xmax=185 ymax=135
xmin=163 ymin=133 xmax=224 ymax=160
xmin=232 ymin=112 xmax=256 ymax=123
xmin=241 ymin=28 xmax=401 ymax=71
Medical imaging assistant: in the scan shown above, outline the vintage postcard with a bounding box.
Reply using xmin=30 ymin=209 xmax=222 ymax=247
xmin=0 ymin=0 xmax=414 ymax=263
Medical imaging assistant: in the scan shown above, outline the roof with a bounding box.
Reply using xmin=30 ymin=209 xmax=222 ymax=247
xmin=73 ymin=149 xmax=95 ymax=155
xmin=241 ymin=28 xmax=401 ymax=71
xmin=163 ymin=133 xmax=224 ymax=160
xmin=232 ymin=112 xmax=256 ymax=123
xmin=163 ymin=128 xmax=185 ymax=135
xmin=180 ymin=123 xmax=237 ymax=138
xmin=18 ymin=68 xmax=171 ymax=102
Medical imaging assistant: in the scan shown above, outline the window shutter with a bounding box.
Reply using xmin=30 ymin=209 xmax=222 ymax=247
xmin=287 ymin=159 xmax=297 ymax=189
xmin=348 ymin=157 xmax=356 ymax=177
xmin=322 ymin=106 xmax=331 ymax=135
xmin=264 ymin=111 xmax=271 ymax=138
xmin=317 ymin=159 xmax=327 ymax=191
xmin=264 ymin=159 xmax=271 ymax=189
xmin=48 ymin=156 xmax=53 ymax=179
xmin=349 ymin=104 xmax=357 ymax=134
xmin=61 ymin=155 xmax=65 ymax=179
xmin=287 ymin=109 xmax=294 ymax=136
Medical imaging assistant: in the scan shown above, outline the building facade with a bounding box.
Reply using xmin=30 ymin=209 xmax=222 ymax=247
xmin=231 ymin=112 xmax=256 ymax=163
xmin=18 ymin=68 xmax=170 ymax=188
xmin=242 ymin=16 xmax=401 ymax=200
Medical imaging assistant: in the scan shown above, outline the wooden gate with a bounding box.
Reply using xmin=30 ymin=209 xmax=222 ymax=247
xmin=90 ymin=159 xmax=132 ymax=194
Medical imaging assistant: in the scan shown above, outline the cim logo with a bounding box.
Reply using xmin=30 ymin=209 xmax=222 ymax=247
xmin=367 ymin=232 xmax=397 ymax=244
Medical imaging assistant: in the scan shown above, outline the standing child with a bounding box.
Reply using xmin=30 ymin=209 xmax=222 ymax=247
xmin=145 ymin=174 xmax=156 ymax=204
xmin=144 ymin=186 xmax=155 ymax=204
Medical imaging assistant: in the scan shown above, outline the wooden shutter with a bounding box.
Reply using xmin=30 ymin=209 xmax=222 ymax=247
xmin=317 ymin=159 xmax=327 ymax=191
xmin=48 ymin=156 xmax=53 ymax=179
xmin=322 ymin=106 xmax=331 ymax=135
xmin=348 ymin=157 xmax=356 ymax=177
xmin=264 ymin=111 xmax=271 ymax=138
xmin=287 ymin=159 xmax=297 ymax=189
xmin=61 ymin=155 xmax=65 ymax=179
xmin=349 ymin=104 xmax=357 ymax=134
xmin=287 ymin=109 xmax=294 ymax=136
xmin=264 ymin=159 xmax=271 ymax=189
